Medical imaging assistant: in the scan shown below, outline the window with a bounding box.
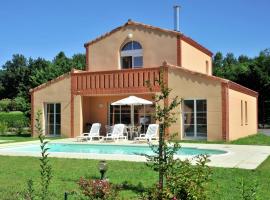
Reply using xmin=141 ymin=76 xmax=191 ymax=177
xmin=45 ymin=103 xmax=61 ymax=136
xmin=120 ymin=41 xmax=143 ymax=69
xmin=245 ymin=101 xmax=248 ymax=125
xmin=183 ymin=99 xmax=207 ymax=138
xmin=241 ymin=100 xmax=244 ymax=126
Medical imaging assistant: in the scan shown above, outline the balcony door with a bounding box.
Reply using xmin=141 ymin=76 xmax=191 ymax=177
xmin=45 ymin=103 xmax=61 ymax=136
xmin=183 ymin=99 xmax=207 ymax=139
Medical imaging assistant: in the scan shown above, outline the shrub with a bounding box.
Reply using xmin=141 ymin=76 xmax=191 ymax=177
xmin=0 ymin=122 xmax=8 ymax=135
xmin=0 ymin=98 xmax=12 ymax=112
xmin=0 ymin=111 xmax=29 ymax=129
xmin=78 ymin=178 xmax=119 ymax=200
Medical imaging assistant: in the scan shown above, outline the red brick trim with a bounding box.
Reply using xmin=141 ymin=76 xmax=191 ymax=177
xmin=31 ymin=92 xmax=34 ymax=136
xmin=85 ymin=46 xmax=89 ymax=71
xmin=177 ymin=35 xmax=181 ymax=66
xmin=180 ymin=35 xmax=213 ymax=57
xmin=221 ymin=82 xmax=229 ymax=141
xmin=228 ymin=81 xmax=258 ymax=98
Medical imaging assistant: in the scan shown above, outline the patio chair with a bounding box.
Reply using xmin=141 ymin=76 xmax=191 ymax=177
xmin=103 ymin=124 xmax=127 ymax=141
xmin=76 ymin=123 xmax=102 ymax=141
xmin=134 ymin=124 xmax=159 ymax=142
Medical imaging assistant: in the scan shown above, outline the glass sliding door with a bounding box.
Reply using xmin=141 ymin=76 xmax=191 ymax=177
xmin=183 ymin=100 xmax=207 ymax=139
xmin=45 ymin=103 xmax=61 ymax=136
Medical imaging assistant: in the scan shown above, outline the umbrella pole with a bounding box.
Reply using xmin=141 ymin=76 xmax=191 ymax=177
xmin=144 ymin=105 xmax=146 ymax=134
xmin=120 ymin=105 xmax=121 ymax=123
xmin=131 ymin=105 xmax=134 ymax=127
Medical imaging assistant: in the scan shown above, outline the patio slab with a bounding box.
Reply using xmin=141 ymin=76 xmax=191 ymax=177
xmin=0 ymin=139 xmax=270 ymax=170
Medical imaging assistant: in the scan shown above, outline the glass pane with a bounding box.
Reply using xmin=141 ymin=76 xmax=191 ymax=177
xmin=132 ymin=41 xmax=142 ymax=49
xmin=55 ymin=103 xmax=61 ymax=113
xmin=48 ymin=114 xmax=54 ymax=124
xmin=48 ymin=125 xmax=54 ymax=135
xmin=121 ymin=113 xmax=131 ymax=125
xmin=55 ymin=125 xmax=61 ymax=135
xmin=197 ymin=125 xmax=207 ymax=137
xmin=184 ymin=100 xmax=194 ymax=112
xmin=47 ymin=104 xmax=54 ymax=114
xmin=121 ymin=56 xmax=132 ymax=69
xmin=184 ymin=124 xmax=194 ymax=137
xmin=196 ymin=112 xmax=207 ymax=124
xmin=184 ymin=113 xmax=194 ymax=124
xmin=134 ymin=56 xmax=143 ymax=67
xmin=121 ymin=42 xmax=133 ymax=51
xmin=55 ymin=114 xmax=61 ymax=124
xmin=196 ymin=100 xmax=207 ymax=112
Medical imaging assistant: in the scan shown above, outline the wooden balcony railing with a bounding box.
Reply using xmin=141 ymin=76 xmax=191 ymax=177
xmin=71 ymin=67 xmax=163 ymax=95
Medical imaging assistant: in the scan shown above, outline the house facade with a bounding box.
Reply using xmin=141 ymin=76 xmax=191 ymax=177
xmin=30 ymin=20 xmax=258 ymax=141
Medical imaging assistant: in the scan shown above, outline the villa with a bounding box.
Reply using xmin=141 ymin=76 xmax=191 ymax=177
xmin=30 ymin=19 xmax=258 ymax=141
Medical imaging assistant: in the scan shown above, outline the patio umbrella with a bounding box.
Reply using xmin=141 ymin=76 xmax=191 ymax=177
xmin=111 ymin=96 xmax=153 ymax=127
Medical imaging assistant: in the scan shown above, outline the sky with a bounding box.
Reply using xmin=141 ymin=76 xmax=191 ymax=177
xmin=0 ymin=0 xmax=270 ymax=66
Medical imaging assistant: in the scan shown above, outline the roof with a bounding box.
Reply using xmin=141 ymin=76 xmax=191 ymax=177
xmin=164 ymin=62 xmax=258 ymax=97
xmin=84 ymin=19 xmax=213 ymax=56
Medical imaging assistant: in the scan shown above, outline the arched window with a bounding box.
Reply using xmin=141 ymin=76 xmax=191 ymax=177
xmin=120 ymin=41 xmax=143 ymax=69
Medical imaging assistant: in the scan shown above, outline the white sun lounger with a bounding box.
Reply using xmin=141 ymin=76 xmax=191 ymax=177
xmin=76 ymin=123 xmax=102 ymax=141
xmin=134 ymin=124 xmax=159 ymax=142
xmin=103 ymin=124 xmax=127 ymax=141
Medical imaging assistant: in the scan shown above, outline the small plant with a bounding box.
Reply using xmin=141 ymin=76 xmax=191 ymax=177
xmin=35 ymin=110 xmax=52 ymax=200
xmin=78 ymin=178 xmax=119 ymax=200
xmin=20 ymin=110 xmax=52 ymax=200
xmin=237 ymin=178 xmax=258 ymax=200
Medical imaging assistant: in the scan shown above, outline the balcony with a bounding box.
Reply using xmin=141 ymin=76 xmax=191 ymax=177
xmin=71 ymin=67 xmax=163 ymax=95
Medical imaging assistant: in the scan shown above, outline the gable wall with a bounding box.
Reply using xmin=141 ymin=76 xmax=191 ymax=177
xmin=87 ymin=25 xmax=178 ymax=71
xmin=181 ymin=40 xmax=213 ymax=75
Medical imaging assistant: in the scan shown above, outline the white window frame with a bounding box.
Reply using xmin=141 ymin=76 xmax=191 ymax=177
xmin=44 ymin=103 xmax=61 ymax=136
xmin=120 ymin=44 xmax=143 ymax=69
xmin=182 ymin=99 xmax=207 ymax=139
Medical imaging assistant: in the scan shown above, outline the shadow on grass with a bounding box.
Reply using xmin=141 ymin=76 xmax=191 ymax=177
xmin=117 ymin=181 xmax=147 ymax=194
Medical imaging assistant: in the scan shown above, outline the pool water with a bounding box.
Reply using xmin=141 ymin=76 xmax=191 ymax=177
xmin=4 ymin=143 xmax=226 ymax=156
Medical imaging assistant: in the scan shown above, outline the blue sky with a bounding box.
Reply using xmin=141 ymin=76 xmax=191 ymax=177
xmin=0 ymin=0 xmax=270 ymax=66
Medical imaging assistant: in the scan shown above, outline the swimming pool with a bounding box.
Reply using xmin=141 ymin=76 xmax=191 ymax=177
xmin=2 ymin=143 xmax=226 ymax=156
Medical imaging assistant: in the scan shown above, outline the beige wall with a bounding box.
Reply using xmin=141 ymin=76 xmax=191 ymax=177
xmin=32 ymin=76 xmax=71 ymax=137
xmin=228 ymin=89 xmax=257 ymax=140
xmin=181 ymin=40 xmax=212 ymax=75
xmin=168 ymin=68 xmax=223 ymax=141
xmin=87 ymin=25 xmax=177 ymax=71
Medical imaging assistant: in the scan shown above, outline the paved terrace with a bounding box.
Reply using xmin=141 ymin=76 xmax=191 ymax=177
xmin=0 ymin=139 xmax=270 ymax=170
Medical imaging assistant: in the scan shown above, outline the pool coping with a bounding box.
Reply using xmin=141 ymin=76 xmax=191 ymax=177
xmin=0 ymin=139 xmax=270 ymax=169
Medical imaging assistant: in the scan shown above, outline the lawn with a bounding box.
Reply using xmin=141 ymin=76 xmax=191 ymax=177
xmin=179 ymin=133 xmax=270 ymax=146
xmin=0 ymin=135 xmax=38 ymax=144
xmin=0 ymin=155 xmax=269 ymax=200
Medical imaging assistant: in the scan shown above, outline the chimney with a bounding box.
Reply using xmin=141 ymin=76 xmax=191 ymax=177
xmin=174 ymin=5 xmax=180 ymax=32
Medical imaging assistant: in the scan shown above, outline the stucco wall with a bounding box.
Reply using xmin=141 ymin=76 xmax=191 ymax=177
xmin=181 ymin=40 xmax=212 ymax=75
xmin=168 ymin=68 xmax=223 ymax=141
xmin=228 ymin=89 xmax=257 ymax=140
xmin=87 ymin=25 xmax=177 ymax=71
xmin=32 ymin=75 xmax=71 ymax=137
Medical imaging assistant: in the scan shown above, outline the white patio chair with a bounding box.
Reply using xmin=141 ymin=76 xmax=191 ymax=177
xmin=76 ymin=123 xmax=102 ymax=141
xmin=134 ymin=124 xmax=159 ymax=142
xmin=103 ymin=124 xmax=127 ymax=141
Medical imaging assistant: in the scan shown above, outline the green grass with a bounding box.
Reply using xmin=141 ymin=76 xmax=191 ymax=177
xmin=0 ymin=156 xmax=269 ymax=200
xmin=178 ymin=133 xmax=270 ymax=146
xmin=0 ymin=135 xmax=37 ymax=144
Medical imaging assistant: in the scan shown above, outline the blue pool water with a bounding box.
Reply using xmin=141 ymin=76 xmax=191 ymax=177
xmin=4 ymin=143 xmax=226 ymax=156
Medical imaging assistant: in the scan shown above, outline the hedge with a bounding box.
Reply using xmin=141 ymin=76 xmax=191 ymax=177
xmin=0 ymin=111 xmax=29 ymax=128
